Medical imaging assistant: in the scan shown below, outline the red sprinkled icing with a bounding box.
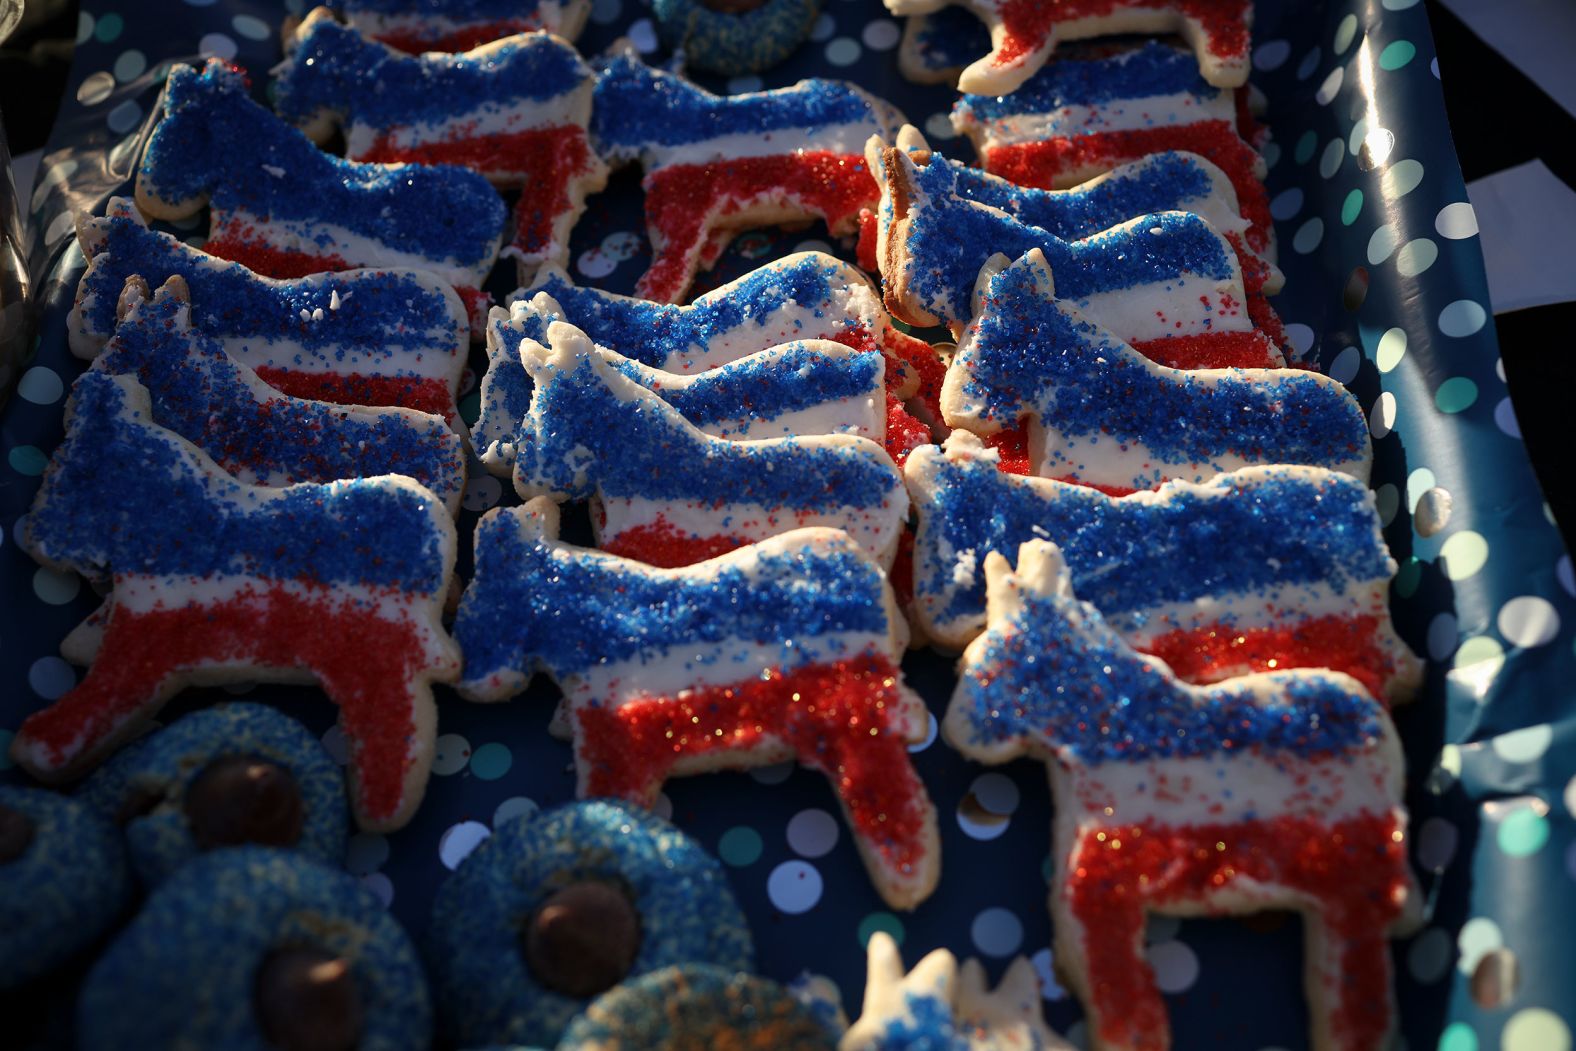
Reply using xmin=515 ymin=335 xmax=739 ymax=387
xmin=1130 ymin=330 xmax=1280 ymax=370
xmin=15 ymin=585 xmax=435 ymax=825
xmin=890 ymin=529 xmax=916 ymax=614
xmin=984 ymin=426 xmax=1033 ymax=475
xmin=885 ymin=395 xmax=931 ymax=464
xmin=456 ymin=285 xmax=493 ymax=336
xmin=204 ymin=236 xmax=351 ymax=279
xmin=599 ymin=518 xmax=748 ymax=568
xmin=992 ymin=0 xmax=1251 ymax=65
xmin=575 ymin=654 xmax=931 ymax=878
xmin=638 ymin=152 xmax=879 ymax=302
xmin=253 ymin=367 xmax=458 ymax=422
xmin=1143 ymin=614 xmax=1395 ymax=702
xmin=984 ymin=124 xmax=1271 ymax=254
xmin=1066 ymin=813 xmax=1407 ymax=1051
xmin=883 ymin=325 xmax=948 ymax=421
xmin=374 ymin=20 xmax=543 ymax=55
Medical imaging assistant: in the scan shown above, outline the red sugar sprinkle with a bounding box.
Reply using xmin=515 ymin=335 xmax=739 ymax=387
xmin=374 ymin=21 xmax=543 ymax=55
xmin=1144 ymin=614 xmax=1395 ymax=703
xmin=599 ymin=519 xmax=747 ymax=568
xmin=1130 ymin=330 xmax=1281 ymax=370
xmin=204 ymin=236 xmax=350 ymax=279
xmin=253 ymin=367 xmax=457 ymax=422
xmin=992 ymin=0 xmax=1251 ymax=65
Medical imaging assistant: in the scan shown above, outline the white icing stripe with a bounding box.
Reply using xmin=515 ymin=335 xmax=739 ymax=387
xmin=1031 ymin=425 xmax=1370 ymax=488
xmin=212 ymin=208 xmax=495 ymax=288
xmin=1070 ymin=271 xmax=1252 ymax=343
xmin=1105 ymin=579 xmax=1393 ymax=640
xmin=597 ymin=494 xmax=905 ymax=566
xmin=963 ymin=93 xmax=1235 ymax=150
xmin=228 ymin=343 xmax=459 ymax=382
xmin=565 ymin=632 xmax=889 ymax=703
xmin=690 ymin=396 xmax=884 ymax=442
xmin=647 ymin=124 xmax=885 ymax=168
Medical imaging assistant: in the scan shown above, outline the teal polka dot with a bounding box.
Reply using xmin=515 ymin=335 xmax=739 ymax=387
xmin=718 ymin=826 xmax=763 ymax=867
xmin=1435 ymin=377 xmax=1478 ymax=414
xmin=1497 ymin=806 xmax=1550 ymax=857
xmin=857 ymin=912 xmax=905 ymax=948
xmin=1394 ymin=557 xmax=1422 ymax=599
xmin=468 ymin=742 xmax=512 ymax=780
xmin=8 ymin=445 xmax=47 ymax=475
xmin=1341 ymin=189 xmax=1364 ymax=225
xmin=0 ymin=730 xmax=12 ymax=771
xmin=1438 ymin=1021 xmax=1478 ymax=1051
xmin=1294 ymin=130 xmax=1318 ymax=164
xmin=94 ymin=12 xmax=125 ymax=43
xmin=1380 ymin=40 xmax=1417 ymax=70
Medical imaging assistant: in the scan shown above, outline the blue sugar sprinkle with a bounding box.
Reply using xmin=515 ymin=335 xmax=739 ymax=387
xmin=26 ymin=372 xmax=449 ymax=591
xmin=275 ymin=19 xmax=588 ymax=130
xmin=593 ymin=52 xmax=885 ymax=154
xmin=518 ymin=356 xmax=899 ymax=507
xmin=961 ymin=258 xmax=1364 ymax=466
xmin=456 ymin=511 xmax=889 ymax=682
xmin=94 ymin=290 xmax=463 ymax=502
xmin=956 ymin=590 xmax=1382 ymax=762
xmin=899 ymin=158 xmax=1231 ymax=322
xmin=80 ymin=212 xmax=462 ymax=362
xmin=141 ymin=63 xmax=506 ymax=267
xmin=956 ymin=41 xmax=1217 ymax=123
xmin=912 ymin=452 xmax=1393 ymax=625
xmin=874 ymin=993 xmax=970 ymax=1051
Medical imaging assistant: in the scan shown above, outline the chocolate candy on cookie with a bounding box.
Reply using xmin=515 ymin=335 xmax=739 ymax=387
xmin=78 ymin=848 xmax=429 ymax=1050
xmin=77 ymin=702 xmax=348 ymax=889
xmin=426 ymin=800 xmax=753 ymax=1047
xmin=0 ymin=786 xmax=131 ymax=989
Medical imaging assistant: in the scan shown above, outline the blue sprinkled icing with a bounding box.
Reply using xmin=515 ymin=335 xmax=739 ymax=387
xmin=897 ymin=158 xmax=1231 ymax=322
xmin=456 ymin=509 xmax=889 ymax=682
xmin=956 ymin=41 xmax=1217 ymax=123
xmin=958 ymin=254 xmax=1365 ymax=468
xmin=954 ymin=580 xmax=1382 ymax=762
xmin=910 ymin=449 xmax=1393 ymax=627
xmin=592 ymin=52 xmax=887 ymax=156
xmin=518 ymin=352 xmax=899 ymax=508
xmin=950 ymin=151 xmax=1219 ymax=238
xmin=275 ymin=19 xmax=588 ymax=130
xmin=875 ymin=993 xmax=970 ymax=1050
xmin=78 ymin=206 xmax=463 ymax=361
xmin=140 ymin=61 xmax=506 ymax=268
xmin=330 ymin=0 xmax=546 ymax=16
xmin=527 ymin=257 xmax=858 ymax=371
xmin=25 ymin=372 xmax=449 ymax=591
xmin=94 ymin=289 xmax=463 ymax=500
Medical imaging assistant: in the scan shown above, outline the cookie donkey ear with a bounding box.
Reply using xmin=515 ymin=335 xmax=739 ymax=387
xmin=114 ymin=276 xmax=153 ymax=324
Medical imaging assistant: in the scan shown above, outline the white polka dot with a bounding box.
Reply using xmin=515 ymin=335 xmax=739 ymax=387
xmin=1296 ymin=47 xmax=1321 ymax=80
xmin=862 ymin=19 xmax=900 ymax=50
xmin=1269 ymin=187 xmax=1304 ymax=221
xmin=432 ymin=733 xmax=472 ymax=775
xmin=45 ymin=210 xmax=76 ymax=246
xmin=1367 ymin=224 xmax=1400 ymax=264
xmin=1417 ymin=816 xmax=1458 ymax=871
xmin=1328 ymin=345 xmax=1361 ymax=385
xmin=1498 ymin=596 xmax=1560 ymax=648
xmin=810 ymin=13 xmax=835 ymax=41
xmin=1029 ymin=948 xmax=1067 ymax=999
xmin=1146 ymin=940 xmax=1199 ymax=993
xmin=1285 ymin=323 xmax=1315 ymax=358
xmin=970 ymin=907 xmax=1023 ymax=957
xmin=767 ymin=860 xmax=823 ymax=913
xmin=1395 ymin=238 xmax=1438 ymax=277
xmin=1319 ymin=138 xmax=1345 ymax=178
xmin=825 ymin=37 xmax=861 ymax=66
xmin=77 ymin=11 xmax=94 ymax=44
xmin=576 ymin=247 xmax=616 ymax=279
xmin=1382 ymin=159 xmax=1426 ymax=198
xmin=627 ymin=18 xmax=658 ymax=52
xmin=1382 ymin=0 xmax=1420 ymax=8
xmin=77 ymin=71 xmax=115 ymax=106
xmin=1376 ymin=327 xmax=1407 ymax=372
xmin=1493 ymin=723 xmax=1554 ymax=764
xmin=1292 ymin=218 xmax=1324 ymax=254
xmin=923 ymin=113 xmax=957 ymax=141
xmin=600 ymin=231 xmax=642 ymax=261
xmin=30 ymin=159 xmax=78 ymax=210
xmin=113 ymin=50 xmax=147 ymax=83
xmin=1557 ymin=556 xmax=1574 ymax=597
xmin=1333 ymin=13 xmax=1360 ymax=52
xmin=750 ymin=761 xmax=793 ymax=785
xmin=1564 ymin=774 xmax=1576 ymax=819
xmin=907 ymin=710 xmax=938 ymax=753
xmin=1440 ymin=531 xmax=1490 ymax=581
xmin=971 ymin=772 xmax=1020 ymax=814
xmin=1375 ymin=484 xmax=1400 ymax=527
xmin=33 ymin=567 xmax=81 ymax=605
xmin=28 ymin=656 xmax=76 ymax=699
xmin=361 ymin=872 xmax=394 ymax=907
xmin=493 ymin=796 xmax=538 ymax=828
xmin=1407 ymin=927 xmax=1452 ymax=984
xmin=1253 ymin=40 xmax=1291 ymax=71
xmin=198 ymin=33 xmax=237 ymax=61
xmin=1495 ymin=398 xmax=1520 ymax=438
xmin=1456 ymin=916 xmax=1503 ymax=975
xmin=1315 ymin=66 xmax=1344 ymax=105
xmin=1426 ymin=613 xmax=1458 ymax=660
xmin=438 ymin=821 xmax=490 ymax=869
xmin=1348 ymin=116 xmax=1370 ymax=155
xmin=1369 ymin=392 xmax=1397 ymax=439
xmin=1438 ymin=300 xmax=1487 ymax=337
xmin=344 ymin=832 xmax=390 ymax=874
xmin=1432 ymin=56 xmax=1440 ymax=79
xmin=1406 ymin=468 xmax=1435 ymax=512
xmin=107 ymin=100 xmax=142 ymax=134
xmin=786 ymin=808 xmax=840 ymax=858
xmin=321 ymin=725 xmax=350 ymax=765
xmin=725 ymin=75 xmax=762 ymax=94
xmin=462 ymin=476 xmax=502 ymax=512
xmin=232 ymin=13 xmax=271 ymax=40
xmin=792 ymin=239 xmax=832 ymax=255
xmin=18 ymin=367 xmax=63 ymax=404
xmin=1435 ymin=202 xmax=1478 ymax=239
xmin=1501 ymin=1008 xmax=1572 ymax=1051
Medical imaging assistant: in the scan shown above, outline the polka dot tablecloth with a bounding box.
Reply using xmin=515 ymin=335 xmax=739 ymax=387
xmin=4 ymin=1 xmax=1575 ymax=1048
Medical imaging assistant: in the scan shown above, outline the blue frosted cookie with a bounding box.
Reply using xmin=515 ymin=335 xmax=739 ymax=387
xmin=78 ymin=847 xmax=429 ymax=1050
xmin=557 ymin=965 xmax=835 ymax=1050
xmin=77 ymin=702 xmax=348 ymax=888
xmin=653 ymin=0 xmax=821 ymax=76
xmin=427 ymin=800 xmax=754 ymax=1048
xmin=0 ymin=786 xmax=131 ymax=989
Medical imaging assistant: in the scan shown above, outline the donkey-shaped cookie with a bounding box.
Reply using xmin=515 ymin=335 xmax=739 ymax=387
xmin=319 ymin=0 xmax=590 ymax=53
xmin=12 ymin=371 xmax=460 ymax=832
xmin=946 ymin=540 xmax=1415 ymax=1051
xmin=454 ymin=496 xmax=940 ymax=909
